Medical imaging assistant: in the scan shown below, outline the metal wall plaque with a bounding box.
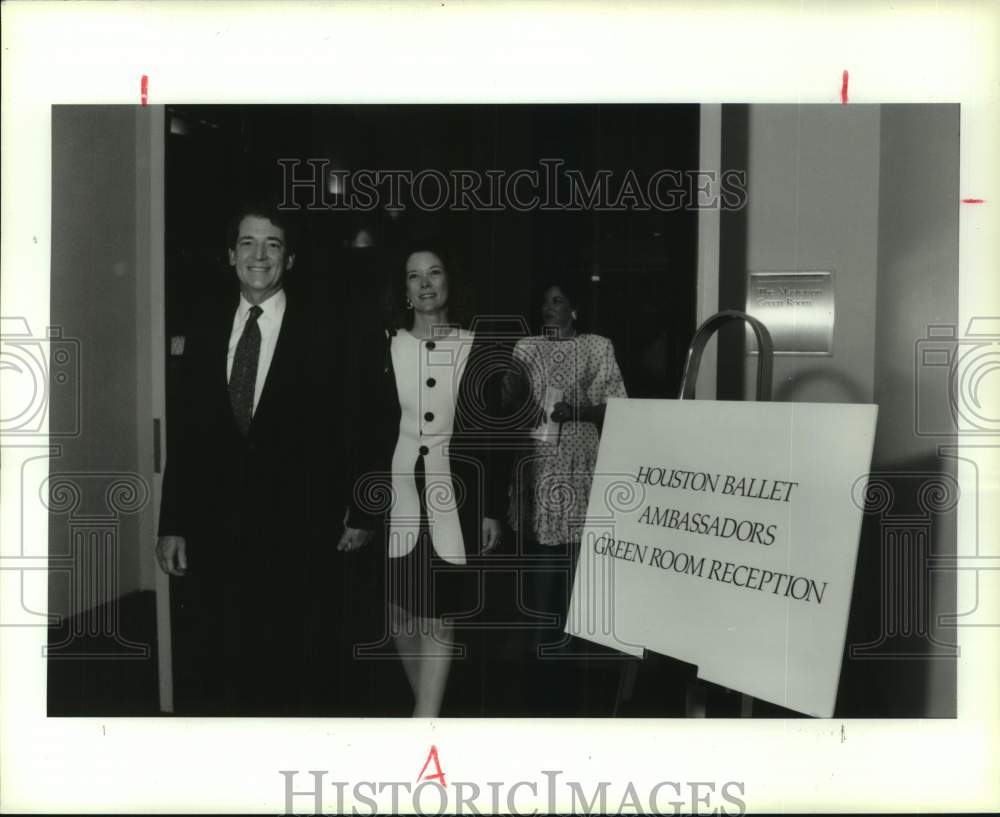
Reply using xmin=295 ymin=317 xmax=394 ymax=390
xmin=745 ymin=271 xmax=834 ymax=355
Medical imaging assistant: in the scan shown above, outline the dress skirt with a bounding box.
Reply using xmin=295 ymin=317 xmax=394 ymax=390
xmin=386 ymin=452 xmax=475 ymax=621
xmin=386 ymin=529 xmax=475 ymax=620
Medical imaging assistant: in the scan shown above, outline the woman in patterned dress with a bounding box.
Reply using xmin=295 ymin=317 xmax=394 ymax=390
xmin=506 ymin=280 xmax=627 ymax=665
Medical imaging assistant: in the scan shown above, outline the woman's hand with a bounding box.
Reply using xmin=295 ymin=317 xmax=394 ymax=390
xmin=337 ymin=526 xmax=373 ymax=552
xmin=551 ymin=401 xmax=607 ymax=426
xmin=549 ymin=401 xmax=576 ymax=423
xmin=481 ymin=517 xmax=502 ymax=554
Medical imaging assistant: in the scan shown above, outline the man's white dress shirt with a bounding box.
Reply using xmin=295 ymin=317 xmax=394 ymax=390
xmin=226 ymin=289 xmax=286 ymax=416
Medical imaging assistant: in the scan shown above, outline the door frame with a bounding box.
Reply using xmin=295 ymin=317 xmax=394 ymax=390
xmin=135 ymin=105 xmax=171 ymax=712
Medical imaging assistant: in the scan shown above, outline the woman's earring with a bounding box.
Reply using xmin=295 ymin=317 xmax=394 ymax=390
xmin=405 ymin=297 xmax=414 ymax=310
xmin=571 ymin=310 xmax=578 ymax=321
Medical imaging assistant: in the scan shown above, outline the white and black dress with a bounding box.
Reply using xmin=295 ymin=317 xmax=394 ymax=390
xmin=349 ymin=326 xmax=508 ymax=620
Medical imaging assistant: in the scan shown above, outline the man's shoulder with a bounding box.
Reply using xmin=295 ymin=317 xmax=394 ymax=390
xmin=185 ymin=290 xmax=237 ymax=328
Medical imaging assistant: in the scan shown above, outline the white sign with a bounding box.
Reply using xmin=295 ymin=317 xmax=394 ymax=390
xmin=567 ymin=398 xmax=878 ymax=717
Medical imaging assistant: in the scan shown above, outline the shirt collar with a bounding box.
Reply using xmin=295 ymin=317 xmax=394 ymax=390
xmin=237 ymin=288 xmax=286 ymax=323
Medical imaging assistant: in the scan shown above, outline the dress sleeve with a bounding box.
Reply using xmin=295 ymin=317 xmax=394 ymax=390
xmin=502 ymin=338 xmax=543 ymax=429
xmin=453 ymin=333 xmax=514 ymax=524
xmin=585 ymin=335 xmax=627 ymax=405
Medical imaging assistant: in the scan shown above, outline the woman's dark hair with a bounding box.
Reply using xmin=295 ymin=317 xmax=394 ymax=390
xmin=535 ymin=275 xmax=588 ymax=334
xmin=383 ymin=235 xmax=474 ymax=330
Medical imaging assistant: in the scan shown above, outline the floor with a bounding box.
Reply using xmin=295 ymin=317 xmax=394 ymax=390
xmin=47 ymin=590 xmax=789 ymax=718
xmin=47 ymin=591 xmax=160 ymax=716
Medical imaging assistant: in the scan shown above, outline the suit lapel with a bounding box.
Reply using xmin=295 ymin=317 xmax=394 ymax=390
xmin=215 ymin=294 xmax=241 ymax=433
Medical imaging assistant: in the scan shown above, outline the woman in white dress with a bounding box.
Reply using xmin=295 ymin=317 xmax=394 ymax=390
xmin=341 ymin=242 xmax=504 ymax=717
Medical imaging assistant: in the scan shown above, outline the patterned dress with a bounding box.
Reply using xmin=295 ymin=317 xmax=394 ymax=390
xmin=508 ymin=333 xmax=627 ymax=546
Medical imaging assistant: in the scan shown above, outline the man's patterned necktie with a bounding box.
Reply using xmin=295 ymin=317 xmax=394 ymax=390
xmin=229 ymin=305 xmax=263 ymax=435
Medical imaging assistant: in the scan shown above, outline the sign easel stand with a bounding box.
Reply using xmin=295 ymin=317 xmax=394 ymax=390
xmin=613 ymin=309 xmax=774 ymax=718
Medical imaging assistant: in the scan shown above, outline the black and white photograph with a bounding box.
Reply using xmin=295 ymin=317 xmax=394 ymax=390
xmin=43 ymin=100 xmax=960 ymax=721
xmin=2 ymin=2 xmax=998 ymax=814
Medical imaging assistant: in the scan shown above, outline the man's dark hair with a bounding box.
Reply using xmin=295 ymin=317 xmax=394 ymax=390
xmin=225 ymin=202 xmax=299 ymax=255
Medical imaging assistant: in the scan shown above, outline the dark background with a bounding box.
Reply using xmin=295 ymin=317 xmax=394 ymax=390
xmin=164 ymin=104 xmax=700 ymax=398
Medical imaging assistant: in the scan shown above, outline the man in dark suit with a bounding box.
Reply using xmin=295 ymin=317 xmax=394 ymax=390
xmin=156 ymin=203 xmax=370 ymax=715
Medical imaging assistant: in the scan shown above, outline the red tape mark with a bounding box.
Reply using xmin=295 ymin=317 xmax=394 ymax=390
xmin=961 ymin=198 xmax=985 ymax=204
xmin=416 ymin=745 xmax=447 ymax=787
xmin=141 ymin=75 xmax=149 ymax=106
xmin=840 ymin=70 xmax=849 ymax=104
